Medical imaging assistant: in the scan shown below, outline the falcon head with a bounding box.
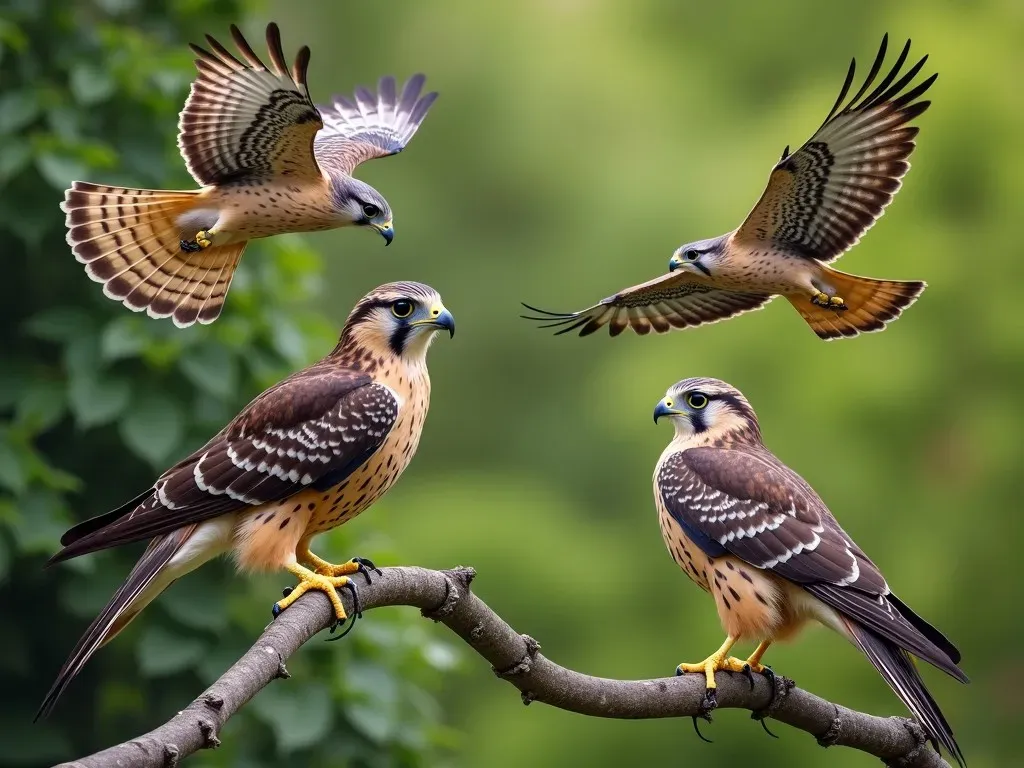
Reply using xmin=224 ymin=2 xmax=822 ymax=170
xmin=331 ymin=176 xmax=394 ymax=244
xmin=340 ymin=281 xmax=454 ymax=360
xmin=653 ymin=377 xmax=761 ymax=443
xmin=668 ymin=236 xmax=727 ymax=276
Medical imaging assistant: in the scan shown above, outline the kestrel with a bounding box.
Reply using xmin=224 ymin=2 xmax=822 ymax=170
xmin=63 ymin=23 xmax=438 ymax=327
xmin=37 ymin=281 xmax=454 ymax=718
xmin=652 ymin=377 xmax=966 ymax=764
xmin=525 ymin=35 xmax=934 ymax=341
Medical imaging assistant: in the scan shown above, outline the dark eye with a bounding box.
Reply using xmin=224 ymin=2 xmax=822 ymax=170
xmin=686 ymin=392 xmax=708 ymax=409
xmin=391 ymin=299 xmax=414 ymax=319
xmin=684 ymin=249 xmax=700 ymax=261
xmin=362 ymin=203 xmax=380 ymax=219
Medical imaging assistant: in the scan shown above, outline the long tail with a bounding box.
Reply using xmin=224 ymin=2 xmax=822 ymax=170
xmin=35 ymin=527 xmax=193 ymax=720
xmin=845 ymin=619 xmax=966 ymax=767
xmin=788 ymin=267 xmax=926 ymax=340
xmin=63 ymin=181 xmax=247 ymax=327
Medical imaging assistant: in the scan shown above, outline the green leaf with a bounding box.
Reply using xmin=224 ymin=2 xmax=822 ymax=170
xmin=345 ymin=661 xmax=400 ymax=743
xmin=136 ymin=625 xmax=207 ymax=676
xmin=119 ymin=392 xmax=184 ymax=466
xmin=68 ymin=371 xmax=132 ymax=429
xmin=15 ymin=378 xmax=66 ymax=432
xmin=0 ymin=139 xmax=31 ymax=183
xmin=250 ymin=681 xmax=334 ymax=753
xmin=179 ymin=343 xmax=240 ymax=400
xmin=35 ymin=152 xmax=88 ymax=190
xmin=101 ymin=317 xmax=148 ymax=361
xmin=0 ymin=91 xmax=40 ymax=134
xmin=160 ymin=571 xmax=229 ymax=632
xmin=8 ymin=489 xmax=67 ymax=553
xmin=25 ymin=306 xmax=95 ymax=343
xmin=0 ymin=432 xmax=27 ymax=493
xmin=70 ymin=63 xmax=116 ymax=105
xmin=0 ymin=717 xmax=70 ymax=765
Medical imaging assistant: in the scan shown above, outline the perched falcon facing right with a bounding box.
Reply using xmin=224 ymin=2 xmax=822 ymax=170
xmin=651 ymin=377 xmax=966 ymax=765
xmin=63 ymin=23 xmax=438 ymax=327
xmin=36 ymin=281 xmax=454 ymax=719
xmin=525 ymin=35 xmax=933 ymax=341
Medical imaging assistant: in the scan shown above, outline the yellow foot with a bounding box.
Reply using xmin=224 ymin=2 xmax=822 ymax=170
xmin=674 ymin=635 xmax=742 ymax=689
xmin=180 ymin=229 xmax=215 ymax=253
xmin=299 ymin=548 xmax=383 ymax=582
xmin=272 ymin=563 xmax=356 ymax=623
xmin=811 ymin=291 xmax=848 ymax=311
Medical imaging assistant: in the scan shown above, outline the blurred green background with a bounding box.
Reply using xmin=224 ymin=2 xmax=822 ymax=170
xmin=1 ymin=0 xmax=1021 ymax=766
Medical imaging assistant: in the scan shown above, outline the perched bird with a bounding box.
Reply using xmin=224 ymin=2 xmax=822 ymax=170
xmin=63 ymin=23 xmax=438 ymax=327
xmin=652 ymin=377 xmax=966 ymax=765
xmin=36 ymin=281 xmax=454 ymax=718
xmin=525 ymin=35 xmax=933 ymax=341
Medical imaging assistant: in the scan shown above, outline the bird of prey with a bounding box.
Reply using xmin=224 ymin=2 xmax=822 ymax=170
xmin=524 ymin=35 xmax=934 ymax=341
xmin=651 ymin=377 xmax=966 ymax=764
xmin=36 ymin=281 xmax=454 ymax=718
xmin=63 ymin=23 xmax=438 ymax=327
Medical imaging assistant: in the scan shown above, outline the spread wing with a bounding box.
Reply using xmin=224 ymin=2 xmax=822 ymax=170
xmin=522 ymin=272 xmax=773 ymax=337
xmin=733 ymin=35 xmax=937 ymax=263
xmin=179 ymin=22 xmax=324 ymax=186
xmin=314 ymin=74 xmax=438 ymax=177
xmin=656 ymin=447 xmax=963 ymax=673
xmin=50 ymin=366 xmax=399 ymax=562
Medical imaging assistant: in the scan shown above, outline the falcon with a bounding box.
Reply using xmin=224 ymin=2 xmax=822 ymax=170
xmin=525 ymin=35 xmax=933 ymax=341
xmin=650 ymin=377 xmax=966 ymax=764
xmin=36 ymin=281 xmax=454 ymax=719
xmin=63 ymin=23 xmax=438 ymax=327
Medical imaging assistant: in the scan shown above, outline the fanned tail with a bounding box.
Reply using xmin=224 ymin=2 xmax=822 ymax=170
xmin=63 ymin=181 xmax=246 ymax=326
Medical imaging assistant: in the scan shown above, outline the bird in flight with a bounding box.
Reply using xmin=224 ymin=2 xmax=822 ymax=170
xmin=525 ymin=35 xmax=934 ymax=341
xmin=36 ymin=281 xmax=455 ymax=719
xmin=63 ymin=23 xmax=438 ymax=327
xmin=651 ymin=377 xmax=966 ymax=765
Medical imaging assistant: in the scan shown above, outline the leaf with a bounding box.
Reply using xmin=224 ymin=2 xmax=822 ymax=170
xmin=119 ymin=392 xmax=184 ymax=466
xmin=344 ymin=661 xmax=400 ymax=743
xmin=69 ymin=63 xmax=115 ymax=105
xmin=136 ymin=625 xmax=207 ymax=676
xmin=0 ymin=431 xmax=27 ymax=493
xmin=8 ymin=489 xmax=68 ymax=554
xmin=68 ymin=371 xmax=132 ymax=429
xmin=159 ymin=570 xmax=229 ymax=632
xmin=179 ymin=343 xmax=239 ymax=400
xmin=0 ymin=91 xmax=40 ymax=134
xmin=35 ymin=152 xmax=88 ymax=190
xmin=15 ymin=378 xmax=66 ymax=433
xmin=101 ymin=317 xmax=148 ymax=361
xmin=0 ymin=139 xmax=31 ymax=183
xmin=249 ymin=681 xmax=333 ymax=753
xmin=0 ymin=717 xmax=71 ymax=765
xmin=25 ymin=306 xmax=95 ymax=343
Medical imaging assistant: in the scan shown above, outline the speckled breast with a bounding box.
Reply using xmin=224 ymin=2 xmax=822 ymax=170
xmin=656 ymin=488 xmax=712 ymax=593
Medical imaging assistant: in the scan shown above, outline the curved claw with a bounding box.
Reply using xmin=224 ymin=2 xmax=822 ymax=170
xmin=325 ymin=579 xmax=364 ymax=641
xmin=351 ymin=556 xmax=383 ymax=585
xmin=690 ymin=688 xmax=718 ymax=743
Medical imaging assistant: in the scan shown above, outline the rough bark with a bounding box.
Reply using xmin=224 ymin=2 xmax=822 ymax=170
xmin=56 ymin=565 xmax=950 ymax=768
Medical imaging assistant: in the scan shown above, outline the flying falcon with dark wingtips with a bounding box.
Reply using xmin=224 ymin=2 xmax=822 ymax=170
xmin=525 ymin=35 xmax=934 ymax=341
xmin=36 ymin=281 xmax=454 ymax=719
xmin=651 ymin=377 xmax=967 ymax=765
xmin=63 ymin=23 xmax=438 ymax=327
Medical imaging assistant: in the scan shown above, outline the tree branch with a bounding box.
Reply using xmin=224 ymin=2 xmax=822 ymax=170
xmin=56 ymin=566 xmax=949 ymax=768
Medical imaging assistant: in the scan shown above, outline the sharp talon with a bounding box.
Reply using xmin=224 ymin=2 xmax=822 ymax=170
xmin=691 ymin=716 xmax=713 ymax=743
xmin=281 ymin=586 xmax=293 ymax=598
xmin=760 ymin=718 xmax=779 ymax=739
xmin=180 ymin=239 xmax=201 ymax=253
xmin=351 ymin=556 xmax=382 ymax=585
xmin=702 ymin=687 xmax=718 ymax=712
xmin=271 ymin=602 xmax=282 ymax=618
xmin=338 ymin=577 xmax=362 ymax=618
xmin=325 ymin=613 xmax=359 ymax=642
xmin=742 ymin=663 xmax=755 ymax=691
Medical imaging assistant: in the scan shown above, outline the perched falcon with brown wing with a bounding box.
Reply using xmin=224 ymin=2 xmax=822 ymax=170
xmin=651 ymin=377 xmax=966 ymax=765
xmin=36 ymin=281 xmax=454 ymax=719
xmin=525 ymin=35 xmax=934 ymax=341
xmin=63 ymin=23 xmax=438 ymax=327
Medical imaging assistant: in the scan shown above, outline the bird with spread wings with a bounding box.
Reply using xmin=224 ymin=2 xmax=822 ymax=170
xmin=525 ymin=35 xmax=934 ymax=341
xmin=651 ymin=377 xmax=966 ymax=765
xmin=63 ymin=23 xmax=438 ymax=327
xmin=36 ymin=281 xmax=455 ymax=719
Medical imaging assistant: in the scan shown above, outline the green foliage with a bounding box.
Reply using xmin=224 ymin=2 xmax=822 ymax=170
xmin=0 ymin=1 xmax=455 ymax=765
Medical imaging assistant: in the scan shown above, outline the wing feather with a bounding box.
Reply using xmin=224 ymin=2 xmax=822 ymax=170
xmin=522 ymin=272 xmax=773 ymax=338
xmin=733 ymin=35 xmax=936 ymax=262
xmin=49 ymin=367 xmax=399 ymax=563
xmin=314 ymin=74 xmax=438 ymax=176
xmin=178 ymin=22 xmax=323 ymax=185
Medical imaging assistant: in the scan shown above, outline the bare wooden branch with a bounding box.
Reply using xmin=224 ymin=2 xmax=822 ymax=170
xmin=55 ymin=566 xmax=950 ymax=768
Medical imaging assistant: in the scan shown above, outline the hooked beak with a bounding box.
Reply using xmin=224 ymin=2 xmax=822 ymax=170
xmin=653 ymin=398 xmax=682 ymax=423
xmin=668 ymin=254 xmax=682 ymax=272
xmin=413 ymin=305 xmax=455 ymax=338
xmin=668 ymin=252 xmax=711 ymax=276
xmin=373 ymin=220 xmax=394 ymax=245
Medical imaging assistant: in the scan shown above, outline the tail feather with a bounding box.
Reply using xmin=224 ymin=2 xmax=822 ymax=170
xmin=787 ymin=267 xmax=925 ymax=340
xmin=35 ymin=529 xmax=191 ymax=720
xmin=62 ymin=181 xmax=246 ymax=326
xmin=846 ymin=619 xmax=966 ymax=767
